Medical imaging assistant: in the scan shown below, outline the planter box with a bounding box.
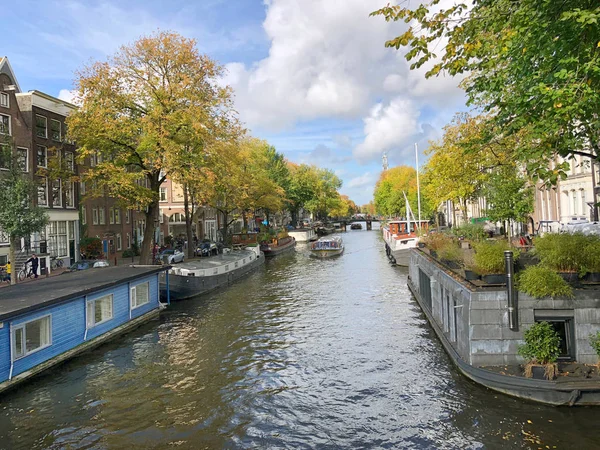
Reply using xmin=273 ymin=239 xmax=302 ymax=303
xmin=527 ymin=364 xmax=557 ymax=381
xmin=482 ymin=274 xmax=506 ymax=285
xmin=442 ymin=259 xmax=461 ymax=270
xmin=558 ymin=272 xmax=579 ymax=283
xmin=464 ymin=270 xmax=480 ymax=281
xmin=583 ymin=272 xmax=600 ymax=283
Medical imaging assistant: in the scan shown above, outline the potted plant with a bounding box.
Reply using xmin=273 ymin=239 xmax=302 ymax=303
xmin=472 ymin=240 xmax=518 ymax=284
xmin=517 ymin=265 xmax=573 ymax=299
xmin=438 ymin=240 xmax=462 ymax=269
xmin=532 ymin=233 xmax=594 ymax=281
xmin=518 ymin=321 xmax=561 ymax=380
xmin=421 ymin=233 xmax=454 ymax=259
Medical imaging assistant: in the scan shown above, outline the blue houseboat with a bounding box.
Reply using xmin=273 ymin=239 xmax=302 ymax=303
xmin=0 ymin=265 xmax=169 ymax=394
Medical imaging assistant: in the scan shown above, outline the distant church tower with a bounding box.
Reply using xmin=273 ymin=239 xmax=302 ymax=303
xmin=382 ymin=152 xmax=389 ymax=171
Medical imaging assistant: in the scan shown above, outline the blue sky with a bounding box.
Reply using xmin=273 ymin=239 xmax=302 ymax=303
xmin=3 ymin=0 xmax=467 ymax=205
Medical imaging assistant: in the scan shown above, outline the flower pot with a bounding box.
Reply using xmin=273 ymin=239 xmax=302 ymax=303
xmin=418 ymin=242 xmax=426 ymax=248
xmin=430 ymin=250 xmax=438 ymax=259
xmin=464 ymin=270 xmax=480 ymax=281
xmin=583 ymin=272 xmax=600 ymax=283
xmin=558 ymin=272 xmax=578 ymax=283
xmin=525 ymin=363 xmax=557 ymax=380
xmin=482 ymin=274 xmax=506 ymax=285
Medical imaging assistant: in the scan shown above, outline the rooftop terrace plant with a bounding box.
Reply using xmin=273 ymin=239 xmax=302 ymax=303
xmin=472 ymin=240 xmax=518 ymax=275
xmin=517 ymin=265 xmax=573 ymax=299
xmin=421 ymin=232 xmax=454 ymax=252
xmin=589 ymin=332 xmax=600 ymax=367
xmin=533 ymin=233 xmax=600 ymax=275
xmin=451 ymin=223 xmax=487 ymax=242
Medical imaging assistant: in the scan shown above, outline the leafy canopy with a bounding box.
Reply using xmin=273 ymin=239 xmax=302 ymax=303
xmin=372 ymin=1 xmax=600 ymax=179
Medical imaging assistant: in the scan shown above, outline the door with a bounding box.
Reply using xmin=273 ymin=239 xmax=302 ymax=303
xmin=205 ymin=220 xmax=216 ymax=241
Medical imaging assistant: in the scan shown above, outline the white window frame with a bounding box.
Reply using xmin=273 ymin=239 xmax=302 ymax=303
xmin=81 ymin=206 xmax=87 ymax=225
xmin=125 ymin=209 xmax=130 ymax=224
xmin=64 ymin=151 xmax=74 ymax=171
xmin=37 ymin=145 xmax=47 ymax=168
xmin=130 ymin=281 xmax=150 ymax=309
xmin=35 ymin=115 xmax=47 ymax=139
xmin=92 ymin=207 xmax=99 ymax=225
xmin=99 ymin=207 xmax=106 ymax=225
xmin=115 ymin=208 xmax=121 ymax=224
xmin=0 ymin=92 xmax=8 ymax=108
xmin=52 ymin=179 xmax=62 ymax=207
xmin=109 ymin=208 xmax=115 ymax=224
xmin=50 ymin=119 xmax=61 ymax=141
xmin=116 ymin=233 xmax=122 ymax=251
xmin=86 ymin=294 xmax=114 ymax=328
xmin=12 ymin=315 xmax=52 ymax=360
xmin=37 ymin=178 xmax=48 ymax=206
xmin=160 ymin=187 xmax=167 ymax=202
xmin=17 ymin=147 xmax=28 ymax=172
xmin=65 ymin=181 xmax=74 ymax=208
xmin=127 ymin=232 xmax=131 ymax=248
xmin=0 ymin=113 xmax=10 ymax=135
xmin=80 ymin=181 xmax=86 ymax=196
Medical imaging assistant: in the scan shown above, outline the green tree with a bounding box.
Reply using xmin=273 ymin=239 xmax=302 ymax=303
xmin=0 ymin=144 xmax=49 ymax=284
xmin=374 ymin=165 xmax=429 ymax=219
xmin=287 ymin=163 xmax=318 ymax=225
xmin=67 ymin=31 xmax=234 ymax=263
xmin=371 ymin=1 xmax=600 ymax=179
xmin=483 ymin=166 xmax=534 ymax=241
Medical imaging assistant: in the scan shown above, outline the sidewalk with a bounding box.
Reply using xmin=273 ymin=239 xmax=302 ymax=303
xmin=0 ymin=266 xmax=69 ymax=289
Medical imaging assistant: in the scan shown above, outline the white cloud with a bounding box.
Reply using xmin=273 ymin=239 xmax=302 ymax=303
xmin=58 ymin=89 xmax=79 ymax=105
xmin=353 ymin=98 xmax=420 ymax=163
xmin=347 ymin=172 xmax=375 ymax=189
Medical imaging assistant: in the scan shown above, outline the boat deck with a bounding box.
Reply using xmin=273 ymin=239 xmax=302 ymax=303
xmin=174 ymin=249 xmax=258 ymax=270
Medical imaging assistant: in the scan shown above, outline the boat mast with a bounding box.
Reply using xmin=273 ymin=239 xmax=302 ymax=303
xmin=415 ymin=143 xmax=422 ymax=228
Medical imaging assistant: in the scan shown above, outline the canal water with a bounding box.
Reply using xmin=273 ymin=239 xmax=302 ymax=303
xmin=1 ymin=226 xmax=600 ymax=449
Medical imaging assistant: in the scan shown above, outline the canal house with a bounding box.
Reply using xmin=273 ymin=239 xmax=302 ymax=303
xmin=0 ymin=265 xmax=168 ymax=394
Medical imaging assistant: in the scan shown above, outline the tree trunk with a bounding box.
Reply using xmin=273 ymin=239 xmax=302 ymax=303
xmin=140 ymin=201 xmax=159 ymax=264
xmin=9 ymin=235 xmax=16 ymax=285
xmin=220 ymin=209 xmax=229 ymax=246
xmin=183 ymin=184 xmax=195 ymax=259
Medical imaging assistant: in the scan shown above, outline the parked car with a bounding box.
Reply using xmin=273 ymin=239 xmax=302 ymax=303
xmin=195 ymin=240 xmax=223 ymax=257
xmin=64 ymin=259 xmax=110 ymax=273
xmin=159 ymin=248 xmax=185 ymax=264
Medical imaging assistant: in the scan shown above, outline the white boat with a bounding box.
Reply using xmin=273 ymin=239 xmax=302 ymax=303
xmin=382 ymin=220 xmax=429 ymax=266
xmin=310 ymin=236 xmax=344 ymax=258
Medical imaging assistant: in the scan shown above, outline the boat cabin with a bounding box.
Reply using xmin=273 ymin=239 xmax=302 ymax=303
xmin=388 ymin=220 xmax=429 ymax=236
xmin=0 ymin=265 xmax=168 ymax=394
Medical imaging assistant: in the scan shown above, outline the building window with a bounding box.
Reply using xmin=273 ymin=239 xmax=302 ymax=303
xmin=109 ymin=208 xmax=115 ymax=224
xmin=160 ymin=187 xmax=167 ymax=202
xmin=125 ymin=209 xmax=130 ymax=224
xmin=50 ymin=119 xmax=61 ymax=141
xmin=17 ymin=147 xmax=28 ymax=172
xmin=47 ymin=221 xmax=68 ymax=257
xmin=35 ymin=115 xmax=47 ymax=138
xmin=115 ymin=208 xmax=121 ymax=224
xmin=127 ymin=232 xmax=131 ymax=248
xmin=572 ymin=190 xmax=578 ymax=216
xmin=159 ymin=210 xmax=164 ymax=224
xmin=81 ymin=206 xmax=87 ymax=225
xmin=86 ymin=295 xmax=113 ymax=328
xmin=65 ymin=181 xmax=74 ymax=208
xmin=534 ymin=313 xmax=576 ymax=361
xmin=37 ymin=178 xmax=48 ymax=206
xmin=581 ymin=190 xmax=587 ymax=219
xmin=116 ymin=233 xmax=122 ymax=251
xmin=80 ymin=181 xmax=86 ymax=196
xmin=92 ymin=207 xmax=99 ymax=225
xmin=0 ymin=114 xmax=10 ymax=135
xmin=12 ymin=315 xmax=52 ymax=360
xmin=37 ymin=145 xmax=47 ymax=168
xmin=131 ymin=282 xmax=150 ymax=309
xmin=52 ymin=180 xmax=62 ymax=207
xmin=64 ymin=151 xmax=74 ymax=171
xmin=99 ymin=207 xmax=105 ymax=225
xmin=0 ymin=92 xmax=8 ymax=108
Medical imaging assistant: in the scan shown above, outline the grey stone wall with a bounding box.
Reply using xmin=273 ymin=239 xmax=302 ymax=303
xmin=409 ymin=250 xmax=600 ymax=367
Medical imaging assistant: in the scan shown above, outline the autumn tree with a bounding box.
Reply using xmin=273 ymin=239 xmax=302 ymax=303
xmin=67 ymin=31 xmax=234 ymax=263
xmin=0 ymin=143 xmax=48 ymax=284
xmin=371 ymin=1 xmax=600 ymax=181
xmin=374 ymin=165 xmax=427 ymax=219
xmin=287 ymin=163 xmax=318 ymax=225
xmin=304 ymin=167 xmax=342 ymax=220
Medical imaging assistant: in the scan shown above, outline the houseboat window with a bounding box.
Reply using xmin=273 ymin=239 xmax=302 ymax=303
xmin=87 ymin=294 xmax=114 ymax=327
xmin=12 ymin=315 xmax=52 ymax=359
xmin=534 ymin=316 xmax=575 ymax=361
xmin=131 ymin=282 xmax=150 ymax=309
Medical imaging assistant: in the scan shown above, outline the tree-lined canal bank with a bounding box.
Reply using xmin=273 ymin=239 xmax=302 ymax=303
xmin=1 ymin=228 xmax=600 ymax=448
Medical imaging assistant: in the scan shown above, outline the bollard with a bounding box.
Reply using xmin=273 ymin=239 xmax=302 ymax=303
xmin=504 ymin=250 xmax=518 ymax=331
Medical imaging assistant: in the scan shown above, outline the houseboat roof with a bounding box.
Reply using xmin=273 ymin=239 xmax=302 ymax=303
xmin=0 ymin=265 xmax=168 ymax=321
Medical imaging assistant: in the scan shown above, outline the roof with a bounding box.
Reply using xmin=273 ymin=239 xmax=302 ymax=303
xmin=0 ymin=265 xmax=168 ymax=321
xmin=0 ymin=56 xmax=22 ymax=93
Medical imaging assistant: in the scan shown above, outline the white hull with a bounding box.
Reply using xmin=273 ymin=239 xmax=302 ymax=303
xmin=382 ymin=225 xmax=419 ymax=266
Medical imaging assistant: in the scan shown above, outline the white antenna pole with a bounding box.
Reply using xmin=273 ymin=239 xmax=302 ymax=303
xmin=415 ymin=143 xmax=422 ymax=227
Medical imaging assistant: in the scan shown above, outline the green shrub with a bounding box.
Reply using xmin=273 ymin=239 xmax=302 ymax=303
xmin=589 ymin=331 xmax=600 ymax=360
xmin=472 ymin=240 xmax=518 ymax=275
xmin=517 ymin=265 xmax=573 ymax=299
xmin=518 ymin=321 xmax=561 ymax=365
xmin=422 ymin=232 xmax=454 ymax=251
xmin=452 ymin=223 xmax=487 ymax=242
xmin=438 ymin=240 xmax=462 ymax=263
xmin=533 ymin=233 xmax=600 ymax=275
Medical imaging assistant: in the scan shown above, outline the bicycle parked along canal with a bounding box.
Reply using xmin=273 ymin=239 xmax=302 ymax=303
xmin=50 ymin=256 xmax=64 ymax=270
